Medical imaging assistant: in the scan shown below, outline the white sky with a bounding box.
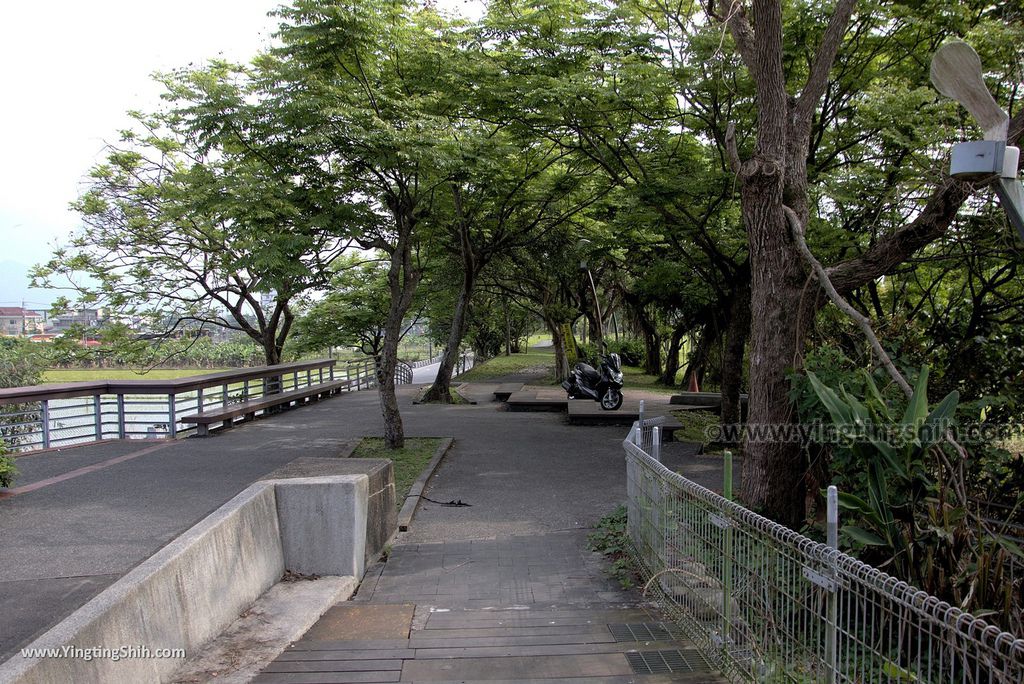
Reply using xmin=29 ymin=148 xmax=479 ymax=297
xmin=0 ymin=0 xmax=481 ymax=304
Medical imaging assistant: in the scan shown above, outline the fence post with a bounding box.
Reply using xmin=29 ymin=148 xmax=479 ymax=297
xmin=826 ymin=485 xmax=839 ymax=683
xmin=722 ymin=450 xmax=734 ymax=650
xmin=634 ymin=423 xmax=642 ymax=446
xmin=197 ymin=388 xmax=205 ymax=414
xmin=638 ymin=400 xmax=645 ymax=447
xmin=168 ymin=393 xmax=177 ymax=438
xmin=652 ymin=426 xmax=661 ymax=462
xmin=222 ymin=383 xmax=229 ymax=408
xmin=117 ymin=394 xmax=126 ymax=439
xmin=93 ymin=395 xmax=102 ymax=441
xmin=41 ymin=400 xmax=50 ymax=449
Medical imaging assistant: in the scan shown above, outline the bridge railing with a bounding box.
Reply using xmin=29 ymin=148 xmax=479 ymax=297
xmin=0 ymin=359 xmax=341 ymax=452
xmin=623 ymin=419 xmax=1024 ymax=683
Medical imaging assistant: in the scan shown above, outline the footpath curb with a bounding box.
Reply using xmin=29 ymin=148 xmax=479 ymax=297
xmin=396 ymin=437 xmax=454 ymax=532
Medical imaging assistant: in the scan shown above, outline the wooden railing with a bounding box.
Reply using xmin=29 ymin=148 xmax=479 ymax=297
xmin=0 ymin=356 xmax=424 ymax=453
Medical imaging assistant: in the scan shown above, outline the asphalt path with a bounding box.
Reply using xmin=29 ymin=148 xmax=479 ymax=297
xmin=0 ymin=380 xmax=636 ymax=662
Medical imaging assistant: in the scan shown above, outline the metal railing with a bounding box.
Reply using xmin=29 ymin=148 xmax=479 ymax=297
xmin=623 ymin=417 xmax=1024 ymax=683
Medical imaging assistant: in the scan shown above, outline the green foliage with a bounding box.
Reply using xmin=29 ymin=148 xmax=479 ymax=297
xmin=805 ymin=367 xmax=1023 ymax=631
xmin=606 ymin=339 xmax=645 ymax=368
xmin=669 ymin=410 xmax=720 ymax=446
xmin=0 ymin=453 xmax=16 ymax=489
xmin=587 ymin=505 xmax=637 ymax=589
xmin=0 ymin=340 xmax=45 ymax=451
xmin=291 ymin=256 xmax=398 ymax=358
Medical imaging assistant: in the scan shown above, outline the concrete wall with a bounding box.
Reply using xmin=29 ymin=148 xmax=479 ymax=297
xmin=276 ymin=476 xmax=369 ymax=579
xmin=260 ymin=457 xmax=397 ymax=567
xmin=0 ymin=475 xmax=370 ymax=684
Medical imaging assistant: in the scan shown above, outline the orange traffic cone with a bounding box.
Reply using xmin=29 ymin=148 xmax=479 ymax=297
xmin=688 ymin=373 xmax=700 ymax=393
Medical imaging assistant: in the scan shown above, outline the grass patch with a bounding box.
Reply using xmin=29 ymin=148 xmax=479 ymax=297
xmin=353 ymin=437 xmax=444 ymax=508
xmin=621 ymin=366 xmax=679 ymax=394
xmin=669 ymin=409 xmax=720 ymax=445
xmin=525 ymin=333 xmax=552 ymax=347
xmin=458 ymin=349 xmax=556 ymax=383
xmin=44 ymin=368 xmax=230 ymax=382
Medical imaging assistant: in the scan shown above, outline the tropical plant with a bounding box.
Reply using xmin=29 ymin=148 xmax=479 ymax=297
xmin=806 ymin=367 xmax=1024 ymax=631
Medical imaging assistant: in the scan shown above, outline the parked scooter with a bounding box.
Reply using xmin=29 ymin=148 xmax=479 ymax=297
xmin=561 ymin=347 xmax=624 ymax=410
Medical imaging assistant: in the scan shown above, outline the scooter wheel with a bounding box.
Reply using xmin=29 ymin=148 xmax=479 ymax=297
xmin=601 ymin=389 xmax=623 ymax=411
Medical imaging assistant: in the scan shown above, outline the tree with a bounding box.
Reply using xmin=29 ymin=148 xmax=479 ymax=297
xmin=703 ymin=0 xmax=1024 ymax=523
xmin=273 ymin=0 xmax=457 ymax=447
xmin=292 ymin=255 xmax=420 ymax=358
xmin=420 ymin=129 xmax=607 ymax=402
xmin=0 ymin=338 xmax=44 ymax=457
xmin=34 ymin=63 xmax=353 ymax=365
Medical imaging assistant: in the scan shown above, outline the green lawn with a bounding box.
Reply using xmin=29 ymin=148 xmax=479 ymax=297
xmin=458 ymin=349 xmax=556 ymax=383
xmin=353 ymin=437 xmax=444 ymax=507
xmin=525 ymin=333 xmax=552 ymax=347
xmin=43 ymin=368 xmax=230 ymax=382
xmin=621 ymin=365 xmax=680 ymax=395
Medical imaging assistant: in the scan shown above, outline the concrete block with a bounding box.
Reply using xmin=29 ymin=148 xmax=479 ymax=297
xmin=271 ymin=475 xmax=369 ymax=579
xmin=261 ymin=458 xmax=396 ymax=565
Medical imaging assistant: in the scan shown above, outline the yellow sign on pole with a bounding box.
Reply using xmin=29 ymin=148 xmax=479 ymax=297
xmin=561 ymin=323 xmax=577 ymax=365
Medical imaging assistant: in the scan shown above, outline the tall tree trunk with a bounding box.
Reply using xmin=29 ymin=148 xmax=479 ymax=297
xmin=682 ymin=324 xmax=715 ymax=390
xmin=659 ymin=323 xmax=686 ymax=386
xmin=504 ymin=298 xmax=512 ymax=356
xmin=720 ymin=275 xmax=751 ymax=435
xmin=739 ymin=174 xmax=810 ymax=524
xmin=637 ymin=312 xmax=661 ymax=376
xmin=378 ymin=203 xmax=422 ymax=449
xmin=422 ymin=272 xmax=475 ymax=403
xmin=545 ymin=315 xmax=570 ymax=382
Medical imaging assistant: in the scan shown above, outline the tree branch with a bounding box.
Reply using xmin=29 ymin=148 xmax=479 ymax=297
xmin=795 ymin=0 xmax=858 ymax=130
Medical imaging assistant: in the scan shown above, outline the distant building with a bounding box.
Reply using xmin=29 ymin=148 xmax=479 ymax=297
xmin=0 ymin=307 xmax=44 ymax=336
xmin=47 ymin=309 xmax=101 ymax=334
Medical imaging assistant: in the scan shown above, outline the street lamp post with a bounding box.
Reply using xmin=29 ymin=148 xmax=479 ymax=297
xmin=577 ymin=239 xmax=603 ymax=347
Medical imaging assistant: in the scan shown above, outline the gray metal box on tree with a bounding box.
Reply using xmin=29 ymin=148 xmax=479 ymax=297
xmin=949 ymin=140 xmax=1005 ymax=179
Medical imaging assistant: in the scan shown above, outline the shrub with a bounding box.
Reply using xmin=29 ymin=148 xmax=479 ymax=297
xmin=587 ymin=505 xmax=638 ymax=588
xmin=606 ymin=339 xmax=645 ymax=367
xmin=0 ymin=446 xmax=16 ymax=489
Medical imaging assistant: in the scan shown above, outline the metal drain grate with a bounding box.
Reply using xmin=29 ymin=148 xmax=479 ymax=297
xmin=608 ymin=622 xmax=682 ymax=643
xmin=626 ymin=649 xmax=714 ymax=674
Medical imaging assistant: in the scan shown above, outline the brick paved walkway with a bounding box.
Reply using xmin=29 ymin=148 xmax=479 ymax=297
xmin=256 ymin=531 xmax=723 ymax=682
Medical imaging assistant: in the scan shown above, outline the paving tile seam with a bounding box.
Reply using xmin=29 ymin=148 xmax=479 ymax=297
xmin=0 ymin=440 xmax=178 ymax=499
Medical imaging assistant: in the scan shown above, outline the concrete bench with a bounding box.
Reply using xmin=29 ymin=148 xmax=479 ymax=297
xmin=492 ymin=383 xmax=525 ymax=401
xmin=181 ymin=379 xmax=351 ymax=436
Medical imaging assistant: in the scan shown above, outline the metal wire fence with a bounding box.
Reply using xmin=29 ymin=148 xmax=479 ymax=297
xmin=623 ymin=419 xmax=1024 ymax=683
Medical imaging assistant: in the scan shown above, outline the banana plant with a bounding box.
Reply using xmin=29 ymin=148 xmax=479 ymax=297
xmin=806 ymin=367 xmax=959 ymax=583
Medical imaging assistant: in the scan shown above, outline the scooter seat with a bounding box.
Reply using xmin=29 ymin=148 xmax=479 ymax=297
xmin=575 ymin=363 xmax=601 ymax=384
